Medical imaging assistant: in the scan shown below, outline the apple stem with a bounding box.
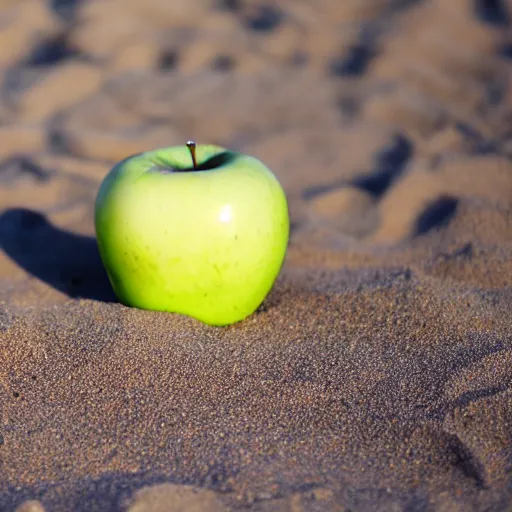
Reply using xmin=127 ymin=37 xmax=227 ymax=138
xmin=186 ymin=140 xmax=198 ymax=170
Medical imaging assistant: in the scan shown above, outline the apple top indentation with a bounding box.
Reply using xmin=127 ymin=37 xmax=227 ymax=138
xmin=152 ymin=143 xmax=238 ymax=174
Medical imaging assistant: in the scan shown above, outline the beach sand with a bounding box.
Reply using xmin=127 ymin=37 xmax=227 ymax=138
xmin=2 ymin=0 xmax=512 ymax=510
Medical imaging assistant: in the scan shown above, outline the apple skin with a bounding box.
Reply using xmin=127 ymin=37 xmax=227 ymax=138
xmin=94 ymin=144 xmax=289 ymax=326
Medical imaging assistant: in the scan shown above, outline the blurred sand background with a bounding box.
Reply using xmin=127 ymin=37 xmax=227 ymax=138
xmin=2 ymin=0 xmax=512 ymax=510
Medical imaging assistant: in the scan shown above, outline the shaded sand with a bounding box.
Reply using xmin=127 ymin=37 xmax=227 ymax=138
xmin=2 ymin=0 xmax=512 ymax=510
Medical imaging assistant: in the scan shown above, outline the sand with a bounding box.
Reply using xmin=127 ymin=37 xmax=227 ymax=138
xmin=1 ymin=0 xmax=512 ymax=510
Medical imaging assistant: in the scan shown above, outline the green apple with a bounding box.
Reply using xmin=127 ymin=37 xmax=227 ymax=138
xmin=94 ymin=141 xmax=289 ymax=326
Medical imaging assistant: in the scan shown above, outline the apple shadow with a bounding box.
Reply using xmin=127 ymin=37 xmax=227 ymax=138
xmin=0 ymin=208 xmax=116 ymax=302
